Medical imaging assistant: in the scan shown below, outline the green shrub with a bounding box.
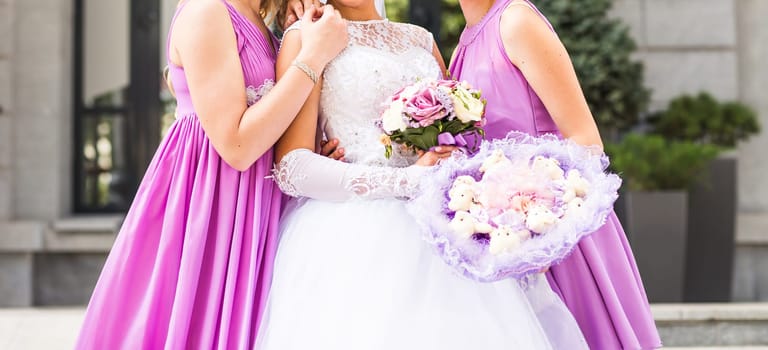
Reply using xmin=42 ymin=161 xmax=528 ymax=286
xmin=605 ymin=134 xmax=720 ymax=191
xmin=536 ymin=0 xmax=650 ymax=138
xmin=648 ymin=92 xmax=761 ymax=148
xmin=386 ymin=0 xmax=463 ymax=59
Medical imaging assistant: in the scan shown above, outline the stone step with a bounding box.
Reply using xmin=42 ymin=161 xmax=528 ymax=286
xmin=2 ymin=304 xmax=768 ymax=348
xmin=653 ymin=303 xmax=768 ymax=347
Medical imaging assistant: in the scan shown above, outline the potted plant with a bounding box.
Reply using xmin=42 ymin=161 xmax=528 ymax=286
xmin=607 ymin=133 xmax=720 ymax=302
xmin=648 ymin=92 xmax=761 ymax=302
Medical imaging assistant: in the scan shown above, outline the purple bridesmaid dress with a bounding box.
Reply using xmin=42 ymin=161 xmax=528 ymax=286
xmin=76 ymin=2 xmax=282 ymax=348
xmin=449 ymin=0 xmax=662 ymax=349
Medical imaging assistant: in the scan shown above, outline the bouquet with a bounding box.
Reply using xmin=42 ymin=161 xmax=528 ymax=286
xmin=407 ymin=132 xmax=622 ymax=282
xmin=379 ymin=79 xmax=486 ymax=158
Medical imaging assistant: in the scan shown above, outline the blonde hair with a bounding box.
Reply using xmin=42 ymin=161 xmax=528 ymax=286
xmin=260 ymin=0 xmax=278 ymax=25
xmin=274 ymin=0 xmax=293 ymax=30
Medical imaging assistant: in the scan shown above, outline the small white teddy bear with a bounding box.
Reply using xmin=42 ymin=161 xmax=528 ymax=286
xmin=525 ymin=204 xmax=559 ymax=234
xmin=563 ymin=197 xmax=586 ymax=219
xmin=448 ymin=185 xmax=480 ymax=212
xmin=562 ymin=169 xmax=590 ymax=203
xmin=531 ymin=156 xmax=565 ymax=181
xmin=450 ymin=211 xmax=493 ymax=239
xmin=480 ymin=149 xmax=512 ymax=173
xmin=452 ymin=175 xmax=478 ymax=187
xmin=448 ymin=176 xmax=482 ymax=212
xmin=489 ymin=225 xmax=532 ymax=255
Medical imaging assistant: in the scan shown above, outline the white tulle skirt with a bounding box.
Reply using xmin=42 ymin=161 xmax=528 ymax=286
xmin=256 ymin=198 xmax=588 ymax=350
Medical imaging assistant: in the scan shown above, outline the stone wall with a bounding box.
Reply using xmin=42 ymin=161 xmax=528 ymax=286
xmin=0 ymin=0 xmax=92 ymax=307
xmin=0 ymin=0 xmax=14 ymax=221
xmin=611 ymin=0 xmax=740 ymax=110
xmin=12 ymin=0 xmax=73 ymax=221
xmin=610 ymin=0 xmax=768 ymax=301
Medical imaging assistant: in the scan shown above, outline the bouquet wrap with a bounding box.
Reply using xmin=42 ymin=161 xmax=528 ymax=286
xmin=407 ymin=132 xmax=622 ymax=281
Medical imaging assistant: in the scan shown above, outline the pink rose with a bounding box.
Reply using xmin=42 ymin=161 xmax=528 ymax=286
xmin=436 ymin=80 xmax=459 ymax=89
xmin=510 ymin=194 xmax=534 ymax=213
xmin=404 ymin=88 xmax=447 ymax=127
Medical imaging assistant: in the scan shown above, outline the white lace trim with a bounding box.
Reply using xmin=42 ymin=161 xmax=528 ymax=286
xmin=272 ymin=150 xmax=306 ymax=197
xmin=272 ymin=149 xmax=427 ymax=200
xmin=246 ymin=79 xmax=275 ymax=106
xmin=344 ymin=164 xmax=426 ymax=199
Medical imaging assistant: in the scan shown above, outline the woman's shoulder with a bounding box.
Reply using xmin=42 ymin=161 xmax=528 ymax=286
xmin=175 ymin=0 xmax=231 ymax=25
xmin=172 ymin=0 xmax=235 ymax=43
xmin=500 ymin=1 xmax=554 ymax=34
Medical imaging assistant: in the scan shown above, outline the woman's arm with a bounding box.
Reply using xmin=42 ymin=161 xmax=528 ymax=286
xmin=273 ymin=27 xmax=453 ymax=201
xmin=499 ymin=2 xmax=603 ymax=149
xmin=171 ymin=1 xmax=347 ymax=171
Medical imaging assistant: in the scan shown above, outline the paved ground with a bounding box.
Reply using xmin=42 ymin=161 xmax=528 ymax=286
xmin=0 ymin=308 xmax=83 ymax=350
xmin=2 ymin=306 xmax=768 ymax=349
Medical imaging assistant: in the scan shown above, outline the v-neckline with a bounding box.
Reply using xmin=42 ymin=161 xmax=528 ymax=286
xmin=223 ymin=1 xmax=277 ymax=56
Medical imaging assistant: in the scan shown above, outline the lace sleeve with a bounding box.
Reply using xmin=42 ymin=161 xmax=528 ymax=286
xmin=423 ymin=28 xmax=435 ymax=52
xmin=273 ymin=149 xmax=428 ymax=201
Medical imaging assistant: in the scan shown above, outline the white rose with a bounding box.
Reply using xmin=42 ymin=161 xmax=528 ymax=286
xmin=400 ymin=85 xmax=421 ymax=99
xmin=452 ymin=88 xmax=485 ymax=123
xmin=382 ymin=100 xmax=407 ymax=132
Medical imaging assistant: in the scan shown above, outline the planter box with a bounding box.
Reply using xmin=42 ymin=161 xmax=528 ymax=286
xmin=684 ymin=157 xmax=736 ymax=302
xmin=616 ymin=191 xmax=688 ymax=303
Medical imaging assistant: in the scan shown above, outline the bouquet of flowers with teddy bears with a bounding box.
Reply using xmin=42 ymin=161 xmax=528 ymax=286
xmin=407 ymin=132 xmax=622 ymax=282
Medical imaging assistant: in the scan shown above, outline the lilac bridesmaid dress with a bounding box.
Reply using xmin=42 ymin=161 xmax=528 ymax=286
xmin=76 ymin=2 xmax=282 ymax=348
xmin=449 ymin=0 xmax=662 ymax=349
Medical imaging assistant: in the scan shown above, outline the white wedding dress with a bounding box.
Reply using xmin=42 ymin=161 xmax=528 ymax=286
xmin=256 ymin=20 xmax=588 ymax=350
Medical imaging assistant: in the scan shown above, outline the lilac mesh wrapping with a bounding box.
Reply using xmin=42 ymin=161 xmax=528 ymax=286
xmin=407 ymin=132 xmax=622 ymax=282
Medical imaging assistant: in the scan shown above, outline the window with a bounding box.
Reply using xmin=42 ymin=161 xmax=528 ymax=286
xmin=73 ymin=0 xmax=163 ymax=212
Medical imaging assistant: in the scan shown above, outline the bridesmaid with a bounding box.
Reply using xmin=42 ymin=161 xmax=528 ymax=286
xmin=449 ymin=0 xmax=661 ymax=349
xmin=76 ymin=0 xmax=347 ymax=348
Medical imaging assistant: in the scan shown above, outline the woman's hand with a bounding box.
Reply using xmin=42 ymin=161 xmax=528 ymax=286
xmin=414 ymin=146 xmax=458 ymax=167
xmin=283 ymin=0 xmax=322 ymax=29
xmin=320 ymin=139 xmax=345 ymax=161
xmin=296 ymin=5 xmax=349 ymax=74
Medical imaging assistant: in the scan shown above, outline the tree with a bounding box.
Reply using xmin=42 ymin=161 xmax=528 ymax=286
xmin=386 ymin=0 xmax=463 ymax=59
xmin=536 ymin=0 xmax=649 ymax=139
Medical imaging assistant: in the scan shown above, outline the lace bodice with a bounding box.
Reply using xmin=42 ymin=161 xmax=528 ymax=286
xmin=274 ymin=20 xmax=442 ymax=201
xmin=320 ymin=20 xmax=442 ymax=167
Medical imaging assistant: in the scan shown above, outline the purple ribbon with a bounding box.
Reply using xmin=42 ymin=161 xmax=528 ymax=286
xmin=432 ymin=131 xmax=482 ymax=154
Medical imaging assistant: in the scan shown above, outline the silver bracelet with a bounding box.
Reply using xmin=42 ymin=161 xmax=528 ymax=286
xmin=292 ymin=59 xmax=319 ymax=84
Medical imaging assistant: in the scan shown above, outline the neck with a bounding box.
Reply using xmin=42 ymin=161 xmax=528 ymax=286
xmin=329 ymin=2 xmax=381 ymax=22
xmin=460 ymin=0 xmax=496 ymax=27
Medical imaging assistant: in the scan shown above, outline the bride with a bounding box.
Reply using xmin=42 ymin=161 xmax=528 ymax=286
xmin=256 ymin=1 xmax=588 ymax=348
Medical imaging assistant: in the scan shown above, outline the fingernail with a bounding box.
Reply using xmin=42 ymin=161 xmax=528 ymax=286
xmin=435 ymin=147 xmax=442 ymax=152
xmin=332 ymin=140 xmax=338 ymax=145
xmin=339 ymin=148 xmax=344 ymax=154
